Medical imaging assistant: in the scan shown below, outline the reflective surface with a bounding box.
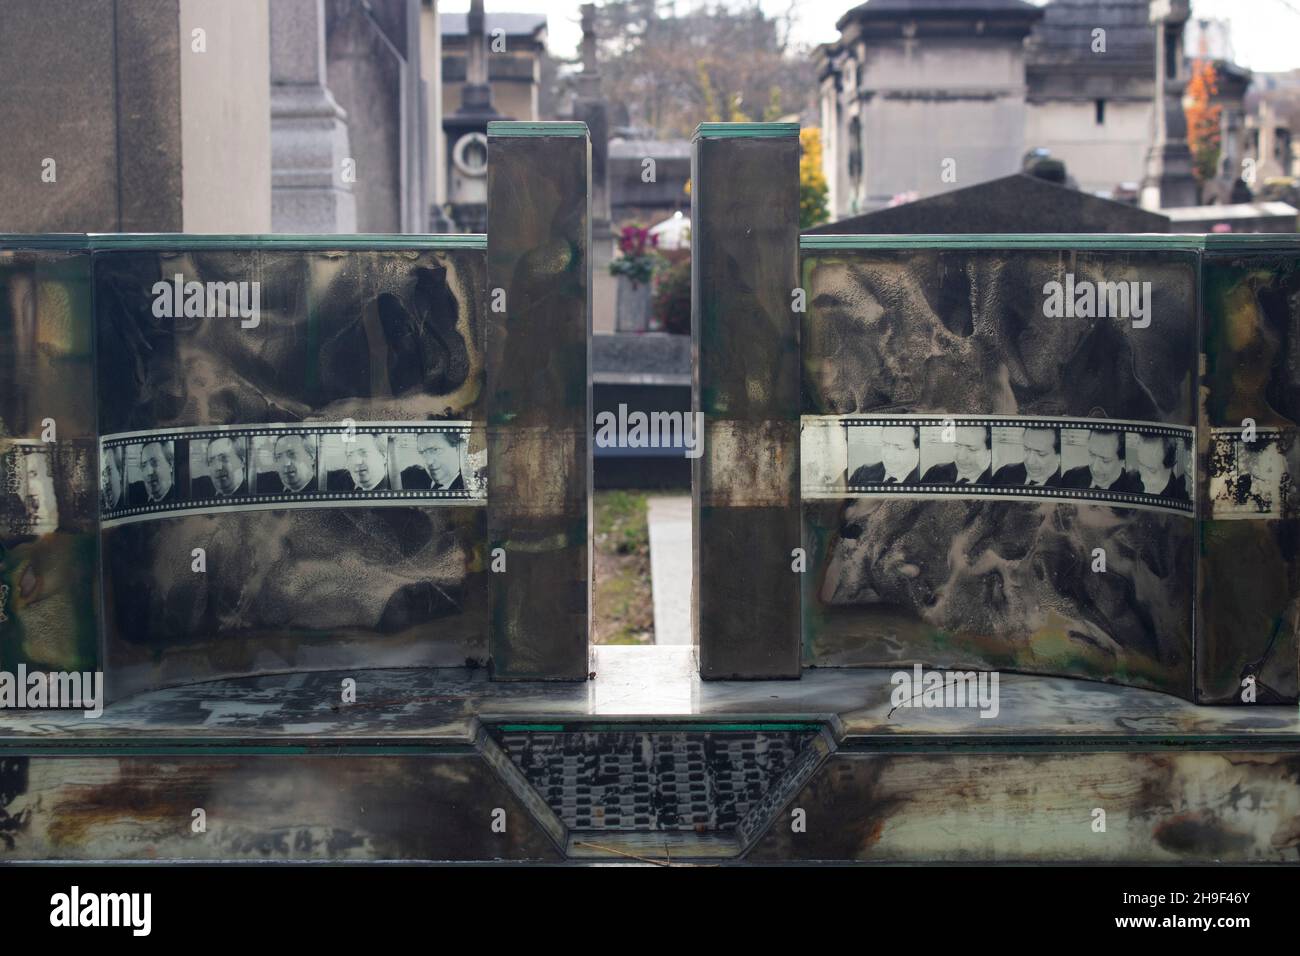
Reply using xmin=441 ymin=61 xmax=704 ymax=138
xmin=1 ymin=646 xmax=1295 ymax=743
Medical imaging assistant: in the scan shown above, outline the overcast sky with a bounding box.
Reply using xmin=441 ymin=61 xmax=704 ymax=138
xmin=441 ymin=0 xmax=1300 ymax=73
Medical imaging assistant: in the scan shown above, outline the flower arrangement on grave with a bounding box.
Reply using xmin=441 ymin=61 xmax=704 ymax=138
xmin=608 ymin=223 xmax=660 ymax=287
xmin=652 ymin=252 xmax=691 ymax=335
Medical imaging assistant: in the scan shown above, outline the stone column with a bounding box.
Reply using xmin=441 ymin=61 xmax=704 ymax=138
xmin=0 ymin=0 xmax=184 ymax=232
xmin=270 ymin=0 xmax=356 ymax=232
xmin=1141 ymin=0 xmax=1198 ymax=210
xmin=403 ymin=0 xmax=425 ymax=234
xmin=692 ymin=123 xmax=801 ymax=679
xmin=420 ymin=0 xmax=453 ymax=231
xmin=573 ymin=3 xmax=616 ymax=334
xmin=443 ymin=0 xmax=499 ymax=233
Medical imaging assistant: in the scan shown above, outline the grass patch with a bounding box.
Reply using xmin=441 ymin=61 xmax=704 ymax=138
xmin=593 ymin=490 xmax=654 ymax=645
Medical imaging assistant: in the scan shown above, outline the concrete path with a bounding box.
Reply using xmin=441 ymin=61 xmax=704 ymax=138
xmin=646 ymin=495 xmax=692 ymax=645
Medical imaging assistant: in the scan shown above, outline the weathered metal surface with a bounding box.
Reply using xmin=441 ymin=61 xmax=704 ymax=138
xmin=692 ymin=123 xmax=801 ymax=678
xmin=0 ymin=245 xmax=99 ymax=674
xmin=747 ymin=750 xmax=1300 ymax=863
xmin=0 ymin=752 xmax=562 ymax=861
xmin=8 ymin=745 xmax=1296 ymax=863
xmin=2 ymin=648 xmax=1295 ymax=743
xmin=800 ymin=243 xmax=1200 ymax=699
xmin=93 ymin=245 xmax=490 ymax=698
xmin=486 ymin=122 xmax=591 ymax=680
xmin=2 ymin=648 xmax=1296 ymax=862
xmin=1198 ymin=238 xmax=1300 ymax=704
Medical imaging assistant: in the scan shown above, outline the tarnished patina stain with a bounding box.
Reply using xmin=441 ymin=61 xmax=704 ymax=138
xmin=0 ymin=656 xmax=1294 ymax=741
xmin=1 ymin=657 xmax=1297 ymax=862
xmin=702 ymin=421 xmax=798 ymax=508
xmin=693 ymin=127 xmax=802 ymax=679
xmin=486 ymin=126 xmax=591 ymax=680
xmin=93 ymin=247 xmax=491 ymax=699
xmin=800 ymin=247 xmax=1199 ymax=699
xmin=0 ymin=248 xmax=99 ymax=674
xmin=487 ymin=427 xmax=579 ymax=518
xmin=3 ymin=753 xmax=563 ymax=861
xmin=95 ymin=249 xmax=488 ymax=432
xmin=1198 ymin=246 xmax=1300 ymax=704
xmin=748 ymin=750 xmax=1300 ymax=863
xmin=0 ymin=756 xmax=32 ymax=851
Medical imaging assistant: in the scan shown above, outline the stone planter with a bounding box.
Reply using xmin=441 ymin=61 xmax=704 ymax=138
xmin=615 ymin=274 xmax=653 ymax=332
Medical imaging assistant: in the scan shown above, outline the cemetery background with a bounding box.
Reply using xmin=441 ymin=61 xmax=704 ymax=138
xmin=3 ymin=6 xmax=1299 ymax=645
xmin=0 ymin=0 xmax=1299 ymax=866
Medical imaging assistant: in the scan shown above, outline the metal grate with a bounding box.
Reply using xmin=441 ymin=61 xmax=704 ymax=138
xmin=490 ymin=729 xmax=817 ymax=832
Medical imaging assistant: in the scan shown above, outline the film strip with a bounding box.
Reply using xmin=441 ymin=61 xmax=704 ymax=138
xmin=99 ymin=421 xmax=486 ymax=528
xmin=2 ymin=436 xmax=97 ymax=536
xmin=2 ymin=438 xmax=62 ymax=535
xmin=801 ymin=414 xmax=1195 ymax=516
xmin=1207 ymin=426 xmax=1299 ymax=520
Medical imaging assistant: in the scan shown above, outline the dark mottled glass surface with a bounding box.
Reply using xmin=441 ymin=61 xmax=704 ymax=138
xmin=0 ymin=249 xmax=98 ymax=673
xmin=94 ymin=248 xmax=489 ymax=698
xmin=801 ymin=246 xmax=1198 ymax=699
xmin=1199 ymin=246 xmax=1300 ymax=704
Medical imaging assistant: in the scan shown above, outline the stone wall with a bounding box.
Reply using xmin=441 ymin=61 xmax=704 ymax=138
xmin=0 ymin=0 xmax=271 ymax=234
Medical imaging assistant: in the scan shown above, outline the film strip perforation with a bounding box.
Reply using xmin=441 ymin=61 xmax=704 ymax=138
xmin=840 ymin=416 xmax=1192 ymax=438
xmin=98 ymin=420 xmax=485 ymax=528
xmin=805 ymin=413 xmax=1196 ymax=517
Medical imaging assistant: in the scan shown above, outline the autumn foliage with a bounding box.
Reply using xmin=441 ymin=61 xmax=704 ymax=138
xmin=800 ymin=127 xmax=829 ymax=229
xmin=1186 ymin=59 xmax=1222 ymax=187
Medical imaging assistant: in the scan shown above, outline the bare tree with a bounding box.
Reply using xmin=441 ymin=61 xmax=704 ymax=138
xmin=593 ymin=0 xmax=816 ymax=138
